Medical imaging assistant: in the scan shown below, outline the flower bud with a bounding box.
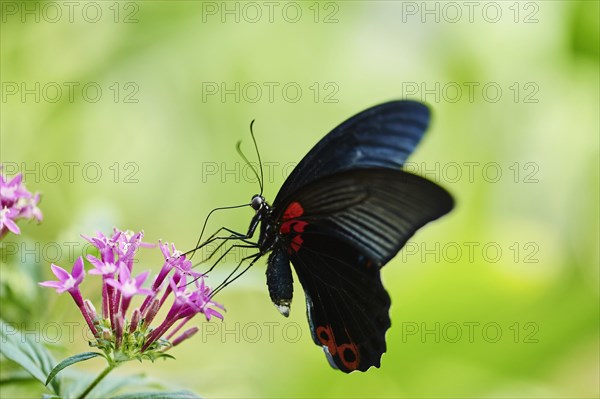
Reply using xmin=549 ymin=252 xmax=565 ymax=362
xmin=129 ymin=308 xmax=141 ymax=333
xmin=143 ymin=298 xmax=161 ymax=328
xmin=102 ymin=328 xmax=112 ymax=341
xmin=84 ymin=299 xmax=99 ymax=321
xmin=172 ymin=327 xmax=199 ymax=347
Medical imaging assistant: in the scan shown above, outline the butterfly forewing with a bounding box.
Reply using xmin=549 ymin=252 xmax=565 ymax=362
xmin=275 ymin=101 xmax=430 ymax=205
xmin=275 ymin=168 xmax=454 ymax=267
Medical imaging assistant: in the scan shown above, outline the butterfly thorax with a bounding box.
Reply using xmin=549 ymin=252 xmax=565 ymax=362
xmin=258 ymin=209 xmax=278 ymax=251
xmin=249 ymin=194 xmax=278 ymax=252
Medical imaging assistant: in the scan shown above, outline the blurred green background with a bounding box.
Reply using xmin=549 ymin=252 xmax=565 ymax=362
xmin=1 ymin=1 xmax=598 ymax=397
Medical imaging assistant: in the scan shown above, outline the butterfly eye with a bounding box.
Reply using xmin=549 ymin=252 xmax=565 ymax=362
xmin=251 ymin=195 xmax=264 ymax=211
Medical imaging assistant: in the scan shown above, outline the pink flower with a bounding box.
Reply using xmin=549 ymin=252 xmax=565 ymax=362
xmin=18 ymin=193 xmax=43 ymax=221
xmin=39 ymin=257 xmax=98 ymax=336
xmin=142 ymin=275 xmax=224 ymax=351
xmin=39 ymin=257 xmax=85 ymax=294
xmin=87 ymin=255 xmax=118 ymax=276
xmin=40 ymin=227 xmax=226 ymax=359
xmin=0 ymin=173 xmax=27 ymax=201
xmin=106 ymin=264 xmax=153 ymax=299
xmin=0 ymin=207 xmax=21 ymax=235
xmin=0 ymin=168 xmax=43 ymax=239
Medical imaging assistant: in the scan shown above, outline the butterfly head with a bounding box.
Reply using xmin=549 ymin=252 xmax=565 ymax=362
xmin=250 ymin=194 xmax=266 ymax=213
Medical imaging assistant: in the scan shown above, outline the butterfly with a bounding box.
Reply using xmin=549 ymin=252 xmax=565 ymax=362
xmin=196 ymin=100 xmax=454 ymax=372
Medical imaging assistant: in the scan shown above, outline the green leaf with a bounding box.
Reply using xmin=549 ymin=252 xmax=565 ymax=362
xmin=0 ymin=340 xmax=47 ymax=384
xmin=0 ymin=319 xmax=54 ymax=386
xmin=0 ymin=367 xmax=36 ymax=380
xmin=111 ymin=390 xmax=201 ymax=399
xmin=45 ymin=352 xmax=104 ymax=386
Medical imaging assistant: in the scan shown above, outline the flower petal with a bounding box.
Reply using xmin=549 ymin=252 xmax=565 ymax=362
xmin=38 ymin=280 xmax=63 ymax=289
xmin=137 ymin=288 xmax=154 ymax=296
xmin=105 ymin=278 xmax=121 ymax=290
xmin=72 ymin=257 xmax=85 ymax=284
xmin=3 ymin=218 xmax=20 ymax=234
xmin=50 ymin=264 xmax=70 ymax=282
xmin=118 ymin=262 xmax=131 ymax=282
xmin=204 ymin=307 xmax=224 ymax=321
xmin=135 ymin=270 xmax=150 ymax=288
xmin=8 ymin=174 xmax=22 ymax=187
xmin=86 ymin=254 xmax=104 ymax=268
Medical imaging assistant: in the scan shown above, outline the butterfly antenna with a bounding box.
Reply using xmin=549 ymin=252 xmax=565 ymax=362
xmin=236 ymin=140 xmax=263 ymax=195
xmin=249 ymin=120 xmax=264 ymax=196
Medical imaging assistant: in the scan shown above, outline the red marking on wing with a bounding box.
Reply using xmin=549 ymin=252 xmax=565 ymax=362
xmin=280 ymin=218 xmax=308 ymax=254
xmin=290 ymin=235 xmax=304 ymax=253
xmin=280 ymin=220 xmax=307 ymax=235
xmin=316 ymin=325 xmax=337 ymax=356
xmin=337 ymin=342 xmax=360 ymax=371
xmin=283 ymin=201 xmax=304 ymax=220
xmin=316 ymin=325 xmax=361 ymax=371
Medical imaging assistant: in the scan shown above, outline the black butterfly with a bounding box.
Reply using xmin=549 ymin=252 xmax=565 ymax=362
xmin=195 ymin=100 xmax=453 ymax=372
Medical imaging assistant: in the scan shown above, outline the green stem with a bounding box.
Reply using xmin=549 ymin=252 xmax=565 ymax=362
xmin=77 ymin=362 xmax=116 ymax=399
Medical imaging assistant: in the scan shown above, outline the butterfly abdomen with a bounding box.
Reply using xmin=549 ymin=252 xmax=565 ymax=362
xmin=266 ymin=248 xmax=294 ymax=317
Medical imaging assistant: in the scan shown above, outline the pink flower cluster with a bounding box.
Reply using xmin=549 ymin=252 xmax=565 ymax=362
xmin=39 ymin=228 xmax=223 ymax=356
xmin=0 ymin=169 xmax=42 ymax=239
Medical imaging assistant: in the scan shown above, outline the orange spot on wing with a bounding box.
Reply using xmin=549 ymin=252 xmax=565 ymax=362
xmin=337 ymin=342 xmax=360 ymax=371
xmin=317 ymin=326 xmax=361 ymax=371
xmin=316 ymin=325 xmax=337 ymax=356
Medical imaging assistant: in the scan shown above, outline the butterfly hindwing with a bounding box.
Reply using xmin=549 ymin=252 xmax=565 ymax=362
xmin=283 ymin=233 xmax=391 ymax=372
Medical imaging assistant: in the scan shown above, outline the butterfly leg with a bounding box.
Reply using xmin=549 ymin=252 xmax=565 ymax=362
xmin=202 ymin=242 xmax=260 ymax=275
xmin=198 ymin=234 xmax=258 ymax=264
xmin=199 ymin=207 xmax=264 ymax=249
xmin=202 ymin=226 xmax=249 ymax=242
xmin=194 ymin=234 xmax=256 ymax=265
xmin=184 ymin=226 xmax=257 ymax=259
xmin=210 ymin=251 xmax=264 ymax=298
